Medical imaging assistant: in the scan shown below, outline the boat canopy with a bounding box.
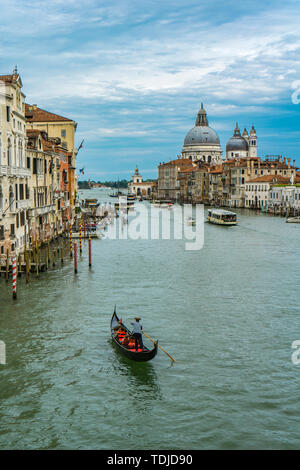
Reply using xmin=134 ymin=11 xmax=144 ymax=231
xmin=208 ymin=209 xmax=236 ymax=216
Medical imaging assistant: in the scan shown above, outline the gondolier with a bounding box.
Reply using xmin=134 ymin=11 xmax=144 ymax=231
xmin=131 ymin=317 xmax=144 ymax=351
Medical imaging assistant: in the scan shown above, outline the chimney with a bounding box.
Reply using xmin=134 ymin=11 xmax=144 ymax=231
xmin=293 ymin=159 xmax=295 ymax=168
xmin=284 ymin=157 xmax=286 ymax=165
xmin=32 ymin=104 xmax=37 ymax=111
xmin=287 ymin=158 xmax=291 ymax=168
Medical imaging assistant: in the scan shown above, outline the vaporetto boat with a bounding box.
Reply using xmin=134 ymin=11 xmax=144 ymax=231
xmin=207 ymin=209 xmax=237 ymax=226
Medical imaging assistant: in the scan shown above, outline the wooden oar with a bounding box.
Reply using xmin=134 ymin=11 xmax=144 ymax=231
xmin=142 ymin=331 xmax=176 ymax=362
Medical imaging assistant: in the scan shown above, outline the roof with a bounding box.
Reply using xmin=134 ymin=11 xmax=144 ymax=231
xmin=247 ymin=175 xmax=290 ymax=184
xmin=179 ymin=167 xmax=197 ymax=174
xmin=131 ymin=181 xmax=156 ymax=186
xmin=0 ymin=74 xmax=18 ymax=83
xmin=25 ymin=103 xmax=73 ymax=123
xmin=0 ymin=72 xmax=23 ymax=88
xmin=159 ymin=158 xmax=193 ymax=168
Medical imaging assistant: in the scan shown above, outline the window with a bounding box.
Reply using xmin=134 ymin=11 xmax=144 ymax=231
xmin=0 ymin=225 xmax=4 ymax=240
xmin=19 ymin=184 xmax=24 ymax=200
xmin=6 ymin=106 xmax=11 ymax=122
xmin=27 ymin=157 xmax=31 ymax=169
xmin=9 ymin=186 xmax=14 ymax=210
xmin=7 ymin=138 xmax=12 ymax=166
xmin=61 ymin=129 xmax=66 ymax=138
xmin=10 ymin=224 xmax=15 ymax=236
xmin=33 ymin=158 xmax=37 ymax=174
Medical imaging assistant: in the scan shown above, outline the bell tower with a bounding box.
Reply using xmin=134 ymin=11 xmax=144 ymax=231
xmin=249 ymin=125 xmax=257 ymax=158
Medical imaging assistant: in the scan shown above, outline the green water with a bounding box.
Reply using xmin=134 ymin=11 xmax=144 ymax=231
xmin=1 ymin=189 xmax=300 ymax=449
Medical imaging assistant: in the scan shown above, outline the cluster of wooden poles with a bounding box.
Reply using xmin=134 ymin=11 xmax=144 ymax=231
xmin=2 ymin=217 xmax=93 ymax=300
xmin=69 ymin=219 xmax=92 ymax=275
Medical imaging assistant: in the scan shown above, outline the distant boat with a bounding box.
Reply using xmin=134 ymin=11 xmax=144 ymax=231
xmin=109 ymin=191 xmax=124 ymax=198
xmin=186 ymin=216 xmax=196 ymax=226
xmin=153 ymin=200 xmax=174 ymax=208
xmin=207 ymin=209 xmax=237 ymax=226
xmin=127 ymin=193 xmax=137 ymax=201
xmin=286 ymin=216 xmax=300 ymax=223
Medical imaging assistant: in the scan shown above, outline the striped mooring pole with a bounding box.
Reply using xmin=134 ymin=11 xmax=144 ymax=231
xmin=69 ymin=224 xmax=73 ymax=258
xmin=74 ymin=241 xmax=78 ymax=274
xmin=12 ymin=256 xmax=17 ymax=300
xmin=88 ymin=236 xmax=92 ymax=268
xmin=79 ymin=220 xmax=82 ymax=254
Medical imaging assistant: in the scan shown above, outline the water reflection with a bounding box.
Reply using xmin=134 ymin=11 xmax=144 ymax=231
xmin=110 ymin=340 xmax=162 ymax=403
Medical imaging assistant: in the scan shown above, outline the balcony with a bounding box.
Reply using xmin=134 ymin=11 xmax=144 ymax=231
xmin=0 ymin=165 xmax=7 ymax=176
xmin=29 ymin=204 xmax=56 ymax=217
xmin=16 ymin=199 xmax=31 ymax=210
xmin=5 ymin=166 xmax=32 ymax=178
xmin=19 ymin=168 xmax=31 ymax=178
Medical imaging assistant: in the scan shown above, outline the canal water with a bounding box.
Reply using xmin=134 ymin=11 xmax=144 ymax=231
xmin=1 ymin=188 xmax=300 ymax=450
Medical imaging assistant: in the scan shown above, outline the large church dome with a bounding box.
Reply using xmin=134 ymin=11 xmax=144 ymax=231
xmin=183 ymin=103 xmax=220 ymax=146
xmin=181 ymin=103 xmax=222 ymax=165
xmin=184 ymin=126 xmax=220 ymax=146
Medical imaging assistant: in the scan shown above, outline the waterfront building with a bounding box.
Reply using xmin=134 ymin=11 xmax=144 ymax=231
xmin=0 ymin=68 xmax=30 ymax=258
xmin=181 ymin=103 xmax=222 ymax=164
xmin=25 ymin=104 xmax=77 ymax=212
xmin=244 ymin=175 xmax=290 ymax=209
xmin=128 ymin=167 xmax=157 ymax=199
xmin=208 ymin=165 xmax=223 ymax=205
xmin=268 ymin=178 xmax=300 ymax=213
xmin=217 ymin=156 xmax=297 ymax=208
xmin=158 ymin=158 xmax=194 ymax=201
xmin=25 ymin=129 xmax=74 ymax=244
xmin=178 ymin=166 xmax=197 ymax=203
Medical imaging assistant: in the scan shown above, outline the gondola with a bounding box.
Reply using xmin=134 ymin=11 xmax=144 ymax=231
xmin=110 ymin=310 xmax=158 ymax=362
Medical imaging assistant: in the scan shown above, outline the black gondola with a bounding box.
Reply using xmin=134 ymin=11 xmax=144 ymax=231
xmin=110 ymin=310 xmax=158 ymax=362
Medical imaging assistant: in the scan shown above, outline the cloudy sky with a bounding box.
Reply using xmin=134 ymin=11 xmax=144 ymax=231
xmin=1 ymin=0 xmax=300 ymax=180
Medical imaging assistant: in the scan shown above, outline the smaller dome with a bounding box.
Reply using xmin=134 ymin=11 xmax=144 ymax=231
xmin=226 ymin=123 xmax=249 ymax=152
xmin=226 ymin=136 xmax=248 ymax=152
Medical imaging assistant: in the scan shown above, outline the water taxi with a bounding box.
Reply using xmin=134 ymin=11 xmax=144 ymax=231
xmin=207 ymin=209 xmax=237 ymax=226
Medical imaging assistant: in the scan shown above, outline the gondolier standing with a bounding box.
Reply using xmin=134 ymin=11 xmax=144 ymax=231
xmin=131 ymin=317 xmax=144 ymax=351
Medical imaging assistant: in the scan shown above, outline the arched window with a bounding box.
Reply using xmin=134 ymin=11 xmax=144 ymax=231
xmin=7 ymin=138 xmax=12 ymax=166
xmin=14 ymin=137 xmax=17 ymax=166
xmin=208 ymin=156 xmax=212 ymax=164
xmin=18 ymin=139 xmax=22 ymax=167
xmin=0 ymin=185 xmax=3 ymax=211
xmin=9 ymin=186 xmax=14 ymax=211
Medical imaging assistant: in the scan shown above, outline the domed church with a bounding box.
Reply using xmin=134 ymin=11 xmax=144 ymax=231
xmin=181 ymin=103 xmax=222 ymax=165
xmin=226 ymin=123 xmax=257 ymax=160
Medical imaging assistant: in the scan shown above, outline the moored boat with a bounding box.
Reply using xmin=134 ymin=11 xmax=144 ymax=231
xmin=110 ymin=310 xmax=158 ymax=362
xmin=207 ymin=209 xmax=237 ymax=226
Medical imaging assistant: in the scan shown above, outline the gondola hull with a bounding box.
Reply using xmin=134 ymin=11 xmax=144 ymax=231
xmin=110 ymin=311 xmax=158 ymax=362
